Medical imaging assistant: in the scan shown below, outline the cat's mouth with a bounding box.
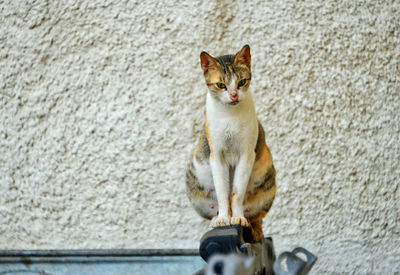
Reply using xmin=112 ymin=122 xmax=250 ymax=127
xmin=229 ymin=101 xmax=240 ymax=106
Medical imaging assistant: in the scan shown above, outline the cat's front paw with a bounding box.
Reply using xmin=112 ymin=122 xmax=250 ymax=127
xmin=211 ymin=216 xmax=231 ymax=227
xmin=231 ymin=216 xmax=250 ymax=227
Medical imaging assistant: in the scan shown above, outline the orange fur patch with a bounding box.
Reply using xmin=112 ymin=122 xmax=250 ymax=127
xmin=248 ymin=211 xmax=269 ymax=223
xmin=252 ymin=145 xmax=273 ymax=179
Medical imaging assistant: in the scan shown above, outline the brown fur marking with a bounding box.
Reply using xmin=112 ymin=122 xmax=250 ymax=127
xmin=255 ymin=122 xmax=266 ymax=161
xmin=193 ymin=129 xmax=210 ymax=162
xmin=185 ymin=163 xmax=207 ymax=200
xmin=244 ymin=184 xmax=276 ymax=205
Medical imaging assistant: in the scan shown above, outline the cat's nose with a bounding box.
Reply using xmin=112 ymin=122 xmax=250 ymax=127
xmin=229 ymin=90 xmax=238 ymax=102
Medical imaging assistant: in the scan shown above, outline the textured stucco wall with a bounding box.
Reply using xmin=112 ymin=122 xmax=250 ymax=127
xmin=1 ymin=0 xmax=399 ymax=273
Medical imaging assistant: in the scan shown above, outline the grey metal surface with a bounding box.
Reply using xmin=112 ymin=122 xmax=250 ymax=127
xmin=205 ymin=254 xmax=255 ymax=275
xmin=0 ymin=250 xmax=204 ymax=275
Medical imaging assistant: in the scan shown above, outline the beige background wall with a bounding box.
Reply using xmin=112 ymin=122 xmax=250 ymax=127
xmin=1 ymin=0 xmax=399 ymax=273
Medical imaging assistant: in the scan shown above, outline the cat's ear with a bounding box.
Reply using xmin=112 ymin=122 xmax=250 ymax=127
xmin=200 ymin=52 xmax=218 ymax=74
xmin=234 ymin=45 xmax=251 ymax=68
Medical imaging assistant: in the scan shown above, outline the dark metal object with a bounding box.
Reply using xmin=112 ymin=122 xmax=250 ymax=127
xmin=199 ymin=226 xmax=247 ymax=262
xmin=196 ymin=225 xmax=317 ymax=275
xmin=198 ymin=225 xmax=276 ymax=275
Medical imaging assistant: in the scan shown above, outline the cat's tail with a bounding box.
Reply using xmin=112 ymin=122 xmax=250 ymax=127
xmin=250 ymin=220 xmax=263 ymax=243
xmin=242 ymin=219 xmax=263 ymax=243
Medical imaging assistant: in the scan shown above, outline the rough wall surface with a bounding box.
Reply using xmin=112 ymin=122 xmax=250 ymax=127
xmin=0 ymin=0 xmax=399 ymax=273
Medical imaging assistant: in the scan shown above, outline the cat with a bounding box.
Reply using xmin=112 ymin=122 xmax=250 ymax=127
xmin=186 ymin=45 xmax=276 ymax=243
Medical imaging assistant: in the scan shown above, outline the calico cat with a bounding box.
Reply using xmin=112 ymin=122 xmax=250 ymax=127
xmin=186 ymin=45 xmax=276 ymax=243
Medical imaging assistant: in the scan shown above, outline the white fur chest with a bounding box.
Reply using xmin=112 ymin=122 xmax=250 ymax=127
xmin=206 ymin=93 xmax=258 ymax=166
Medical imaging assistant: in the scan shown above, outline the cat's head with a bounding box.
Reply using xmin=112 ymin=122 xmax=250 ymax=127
xmin=200 ymin=45 xmax=251 ymax=106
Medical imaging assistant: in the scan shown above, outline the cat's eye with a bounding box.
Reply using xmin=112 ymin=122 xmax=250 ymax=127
xmin=216 ymin=82 xmax=226 ymax=89
xmin=238 ymin=79 xmax=246 ymax=88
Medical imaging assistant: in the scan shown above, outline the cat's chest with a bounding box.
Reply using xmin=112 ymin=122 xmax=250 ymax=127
xmin=211 ymin=118 xmax=245 ymax=143
xmin=220 ymin=124 xmax=242 ymax=164
xmin=209 ymin=117 xmax=257 ymax=159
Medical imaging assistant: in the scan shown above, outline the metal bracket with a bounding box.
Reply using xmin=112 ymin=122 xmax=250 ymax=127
xmin=195 ymin=225 xmax=317 ymax=275
xmin=273 ymin=247 xmax=317 ymax=275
